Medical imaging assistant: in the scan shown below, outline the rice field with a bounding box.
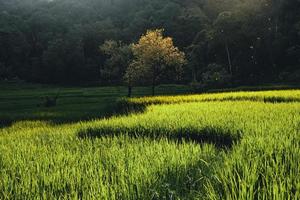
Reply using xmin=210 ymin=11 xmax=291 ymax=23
xmin=119 ymin=89 xmax=300 ymax=108
xmin=0 ymin=86 xmax=299 ymax=199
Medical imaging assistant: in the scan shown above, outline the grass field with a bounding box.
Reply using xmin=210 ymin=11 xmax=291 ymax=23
xmin=0 ymin=83 xmax=190 ymax=126
xmin=0 ymin=83 xmax=300 ymax=199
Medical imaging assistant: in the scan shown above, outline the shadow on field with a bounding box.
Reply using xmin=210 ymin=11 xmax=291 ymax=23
xmin=0 ymin=99 xmax=125 ymax=129
xmin=77 ymin=126 xmax=242 ymax=148
xmin=78 ymin=135 xmax=223 ymax=199
xmin=0 ymin=119 xmax=13 ymax=129
xmin=115 ymin=99 xmax=147 ymax=114
xmin=77 ymin=127 xmax=225 ymax=199
xmin=0 ymin=113 xmax=117 ymax=129
xmin=0 ymin=95 xmax=151 ymax=130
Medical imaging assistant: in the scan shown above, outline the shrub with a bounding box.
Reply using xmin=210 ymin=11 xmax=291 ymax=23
xmin=200 ymin=63 xmax=232 ymax=89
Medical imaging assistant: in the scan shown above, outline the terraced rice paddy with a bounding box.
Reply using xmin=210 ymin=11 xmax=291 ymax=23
xmin=0 ymin=87 xmax=299 ymax=199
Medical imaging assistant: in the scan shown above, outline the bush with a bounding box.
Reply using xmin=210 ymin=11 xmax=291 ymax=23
xmin=0 ymin=63 xmax=13 ymax=80
xmin=279 ymin=69 xmax=300 ymax=83
xmin=201 ymin=63 xmax=232 ymax=89
xmin=190 ymin=80 xmax=205 ymax=93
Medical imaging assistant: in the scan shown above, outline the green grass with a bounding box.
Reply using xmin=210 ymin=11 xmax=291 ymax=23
xmin=121 ymin=89 xmax=300 ymax=107
xmin=0 ymin=83 xmax=300 ymax=199
xmin=0 ymin=83 xmax=190 ymax=126
xmin=78 ymin=101 xmax=300 ymax=199
xmin=0 ymin=121 xmax=219 ymax=199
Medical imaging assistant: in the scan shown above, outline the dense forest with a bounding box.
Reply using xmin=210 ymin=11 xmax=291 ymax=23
xmin=0 ymin=0 xmax=299 ymax=88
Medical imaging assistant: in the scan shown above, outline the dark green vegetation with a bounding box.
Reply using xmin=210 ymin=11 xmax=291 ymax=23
xmin=0 ymin=84 xmax=300 ymax=199
xmin=0 ymin=83 xmax=190 ymax=126
xmin=1 ymin=0 xmax=300 ymax=87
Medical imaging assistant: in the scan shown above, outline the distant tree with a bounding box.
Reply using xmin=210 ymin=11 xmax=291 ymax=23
xmin=186 ymin=29 xmax=211 ymax=82
xmin=42 ymin=33 xmax=86 ymax=84
xmin=0 ymin=12 xmax=30 ymax=80
xmin=0 ymin=62 xmax=13 ymax=80
xmin=128 ymin=29 xmax=186 ymax=96
xmin=100 ymin=40 xmax=132 ymax=84
xmin=213 ymin=11 xmax=240 ymax=76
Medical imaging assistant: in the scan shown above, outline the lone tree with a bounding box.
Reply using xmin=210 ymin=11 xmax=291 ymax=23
xmin=126 ymin=29 xmax=186 ymax=96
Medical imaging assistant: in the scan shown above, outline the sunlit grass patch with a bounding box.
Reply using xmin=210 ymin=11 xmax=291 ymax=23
xmin=119 ymin=90 xmax=300 ymax=111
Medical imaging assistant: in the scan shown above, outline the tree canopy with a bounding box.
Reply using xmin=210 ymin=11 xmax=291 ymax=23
xmin=0 ymin=0 xmax=299 ymax=87
xmin=126 ymin=29 xmax=186 ymax=95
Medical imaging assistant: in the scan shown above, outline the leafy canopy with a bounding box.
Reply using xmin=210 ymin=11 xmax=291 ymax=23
xmin=125 ymin=29 xmax=186 ymax=87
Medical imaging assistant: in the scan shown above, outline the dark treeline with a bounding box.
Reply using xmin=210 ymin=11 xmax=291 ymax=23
xmin=0 ymin=0 xmax=299 ymax=87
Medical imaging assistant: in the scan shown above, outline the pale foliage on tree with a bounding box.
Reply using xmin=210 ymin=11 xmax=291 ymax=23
xmin=124 ymin=59 xmax=147 ymax=86
xmin=125 ymin=29 xmax=186 ymax=95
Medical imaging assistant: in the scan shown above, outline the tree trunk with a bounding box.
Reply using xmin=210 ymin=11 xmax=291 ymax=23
xmin=193 ymin=67 xmax=197 ymax=82
xmin=152 ymin=85 xmax=155 ymax=96
xmin=152 ymin=71 xmax=156 ymax=96
xmin=225 ymin=40 xmax=233 ymax=75
xmin=127 ymin=86 xmax=132 ymax=97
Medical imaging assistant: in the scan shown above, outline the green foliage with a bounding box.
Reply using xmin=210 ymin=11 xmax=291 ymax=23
xmin=100 ymin=40 xmax=132 ymax=84
xmin=126 ymin=29 xmax=186 ymax=95
xmin=1 ymin=0 xmax=299 ymax=85
xmin=200 ymin=63 xmax=232 ymax=89
xmin=0 ymin=63 xmax=13 ymax=80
